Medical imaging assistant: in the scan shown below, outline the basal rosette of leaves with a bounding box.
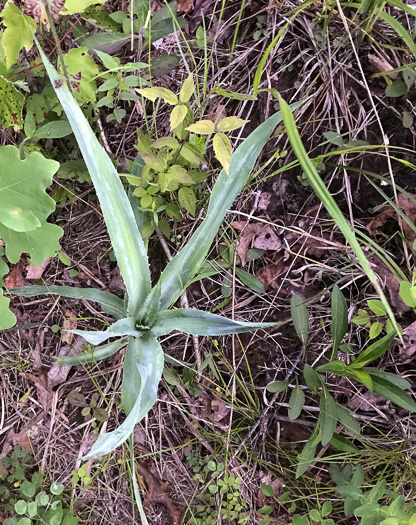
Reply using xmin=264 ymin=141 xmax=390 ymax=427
xmin=0 ymin=146 xmax=63 ymax=329
xmin=7 ymin=39 xmax=303 ymax=473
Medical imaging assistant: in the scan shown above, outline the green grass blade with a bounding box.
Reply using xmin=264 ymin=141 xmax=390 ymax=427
xmin=386 ymin=0 xmax=416 ymax=17
xmin=278 ymin=94 xmax=401 ymax=336
xmin=149 ymin=309 xmax=279 ymax=337
xmin=83 ymin=336 xmax=164 ymax=459
xmin=10 ymin=285 xmax=125 ymax=319
xmin=148 ymin=105 xmax=301 ymax=311
xmin=35 ymin=39 xmax=151 ymax=317
xmin=57 ymin=339 xmax=126 ymax=365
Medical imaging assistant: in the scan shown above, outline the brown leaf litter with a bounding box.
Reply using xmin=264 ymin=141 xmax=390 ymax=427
xmin=232 ymin=221 xmax=282 ymax=266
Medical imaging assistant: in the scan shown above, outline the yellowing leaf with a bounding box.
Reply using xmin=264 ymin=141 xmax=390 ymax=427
xmin=180 ymin=143 xmax=205 ymax=165
xmin=217 ymin=116 xmax=249 ymax=132
xmin=1 ymin=3 xmax=35 ymax=68
xmin=213 ymin=133 xmax=232 ymax=174
xmin=186 ymin=120 xmax=215 ymax=134
xmin=152 ymin=137 xmax=179 ymax=149
xmin=137 ymin=87 xmax=178 ymax=105
xmin=139 ymin=153 xmax=167 ymax=171
xmin=170 ymin=105 xmax=188 ymax=130
xmin=179 ymin=74 xmax=195 ymax=103
xmin=0 ymin=76 xmax=25 ymax=131
xmin=65 ymin=0 xmax=107 ymax=15
xmin=168 ymin=165 xmax=194 ymax=184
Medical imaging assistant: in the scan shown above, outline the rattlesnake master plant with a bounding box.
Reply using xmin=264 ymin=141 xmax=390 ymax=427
xmin=10 ymin=40 xmax=298 ymax=460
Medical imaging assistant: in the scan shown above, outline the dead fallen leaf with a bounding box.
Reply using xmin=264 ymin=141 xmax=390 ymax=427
xmin=256 ymin=472 xmax=283 ymax=506
xmin=62 ymin=308 xmax=77 ymax=345
xmin=47 ymin=336 xmax=84 ymax=389
xmin=21 ymin=372 xmax=51 ymax=413
xmin=4 ymin=260 xmax=29 ymax=288
xmin=402 ymin=321 xmax=416 ymax=363
xmin=232 ymin=221 xmax=282 ymax=266
xmin=178 ymin=0 xmax=193 ymax=12
xmin=368 ymin=53 xmax=399 ymax=80
xmin=367 ymin=194 xmax=416 ymax=254
xmin=206 ymin=103 xmax=227 ymax=124
xmin=367 ymin=254 xmax=409 ymax=314
xmin=256 ymin=257 xmax=290 ymax=290
xmin=210 ymin=399 xmax=230 ymax=425
xmin=26 ymin=258 xmax=50 ymax=280
xmin=136 ymin=463 xmax=182 ymax=525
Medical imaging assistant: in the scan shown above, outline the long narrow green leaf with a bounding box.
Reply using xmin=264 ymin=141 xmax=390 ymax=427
xmin=122 ymin=338 xmax=141 ymax=414
xmin=368 ymin=373 xmax=416 ymax=411
xmin=290 ymin=295 xmax=309 ymax=346
xmin=278 ymin=95 xmax=401 ymax=336
xmin=145 ymin=104 xmax=301 ymax=312
xmin=57 ymin=339 xmax=126 ymax=366
xmin=149 ymin=309 xmax=279 ymax=337
xmin=83 ymin=336 xmax=164 ymax=459
xmin=296 ymin=420 xmax=320 ymax=478
xmin=70 ymin=317 xmax=142 ymax=345
xmin=348 ymin=331 xmax=396 ymax=369
xmin=331 ymin=285 xmax=348 ymax=357
xmin=320 ymin=388 xmax=337 ymax=446
xmin=10 ymin=285 xmax=125 ymax=319
xmin=35 ymin=39 xmax=151 ymax=317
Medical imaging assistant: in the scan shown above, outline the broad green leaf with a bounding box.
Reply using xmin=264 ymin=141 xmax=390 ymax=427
xmin=94 ymin=49 xmax=120 ymax=70
xmin=369 ymin=321 xmax=383 ymax=339
xmin=179 ymin=74 xmax=195 ymax=103
xmin=316 ymin=361 xmax=347 ymax=374
xmin=363 ymin=367 xmax=410 ymax=389
xmin=0 ymin=290 xmax=16 ymax=329
xmin=217 ymin=117 xmax=249 ymax=132
xmin=336 ymin=404 xmax=360 ymax=434
xmin=70 ymin=317 xmax=143 ymax=345
xmin=83 ymin=337 xmax=164 ymax=459
xmin=303 ymin=364 xmax=323 ymax=393
xmin=65 ymin=0 xmax=106 ymax=15
xmin=400 ymin=281 xmax=416 ymax=307
xmin=152 ymin=137 xmax=179 ymax=149
xmin=352 ymin=309 xmax=370 ymax=325
xmin=63 ymin=47 xmax=100 ymax=103
xmin=0 ymin=3 xmax=35 ymax=68
xmin=58 ymin=339 xmax=126 ymax=365
xmin=137 ymin=87 xmax=178 ymax=105
xmin=149 ymin=54 xmax=180 ymax=77
xmin=0 ymin=147 xmax=59 ymax=232
xmin=369 ymin=374 xmax=416 ymax=411
xmin=145 ymin=2 xmax=186 ymax=43
xmin=288 ymin=385 xmax=305 ymax=420
xmin=266 ymin=381 xmax=288 ymax=393
xmin=168 ymin=165 xmax=194 ymax=185
xmin=0 ymin=76 xmax=25 ymax=131
xmin=178 ymin=187 xmax=196 ymax=215
xmin=213 ymin=133 xmax=232 ymax=175
xmin=149 ymin=309 xmax=278 ymax=337
xmin=291 ymin=295 xmax=309 ymax=346
xmin=348 ymin=331 xmax=396 ymax=369
xmin=170 ymin=105 xmax=188 ymax=130
xmin=331 ymin=285 xmax=348 ymax=354
xmin=180 ymin=143 xmax=205 ymax=165
xmin=367 ymin=299 xmax=387 ymax=316
xmin=330 ymin=434 xmax=359 ymax=453
xmin=34 ymin=120 xmax=73 ymax=139
xmin=278 ymin=94 xmax=400 ymax=335
xmin=296 ymin=421 xmax=320 ymax=478
xmin=320 ymin=388 xmax=337 ymax=445
xmin=186 ymin=120 xmax=215 ymax=134
xmin=235 ymin=268 xmax=264 ymax=293
xmin=144 ymin=106 xmax=299 ymax=312
xmin=140 ymin=153 xmax=167 ymax=171
xmin=81 ymin=32 xmax=131 ymax=54
xmin=37 ymin=40 xmax=151 ymax=317
xmin=11 ymin=285 xmax=125 ymax=319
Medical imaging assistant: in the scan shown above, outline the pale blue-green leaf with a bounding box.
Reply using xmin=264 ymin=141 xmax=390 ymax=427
xmin=331 ymin=285 xmax=348 ymax=353
xmin=10 ymin=285 xmax=125 ymax=319
xmin=57 ymin=338 xmax=126 ymax=365
xmin=143 ymin=104 xmax=301 ymax=312
xmin=149 ymin=309 xmax=278 ymax=337
xmin=35 ymin=39 xmax=151 ymax=317
xmin=83 ymin=336 xmax=164 ymax=459
xmin=122 ymin=337 xmax=141 ymax=414
xmin=291 ymin=295 xmax=309 ymax=346
xmin=70 ymin=317 xmax=142 ymax=345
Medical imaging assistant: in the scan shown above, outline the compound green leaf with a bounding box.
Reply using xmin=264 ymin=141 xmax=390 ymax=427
xmin=0 ymin=3 xmax=35 ymax=68
xmin=83 ymin=336 xmax=164 ymax=459
xmin=65 ymin=0 xmax=107 ymax=15
xmin=0 ymin=76 xmax=25 ymax=131
xmin=0 ymin=146 xmax=59 ymax=233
